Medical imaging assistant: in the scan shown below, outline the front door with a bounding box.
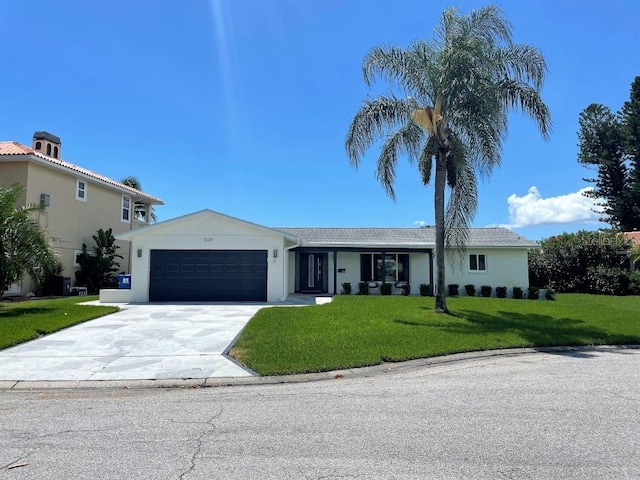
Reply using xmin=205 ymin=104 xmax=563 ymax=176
xmin=298 ymin=252 xmax=328 ymax=293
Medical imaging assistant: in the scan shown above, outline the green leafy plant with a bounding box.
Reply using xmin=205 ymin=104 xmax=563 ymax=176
xmin=75 ymin=228 xmax=123 ymax=294
xmin=341 ymin=282 xmax=352 ymax=295
xmin=512 ymin=287 xmax=524 ymax=299
xmin=357 ymin=282 xmax=369 ymax=295
xmin=480 ymin=285 xmax=492 ymax=298
xmin=545 ymin=286 xmax=556 ymax=300
xmin=39 ymin=258 xmax=66 ymax=296
xmin=400 ymin=284 xmax=411 ymax=296
xmin=528 ymin=286 xmax=540 ymax=300
xmin=529 ymin=230 xmax=630 ymax=294
xmin=628 ymin=271 xmax=640 ymax=295
xmin=380 ymin=283 xmax=392 ymax=295
xmin=496 ymin=286 xmax=507 ymax=298
xmin=447 ymin=284 xmax=459 ymax=296
xmin=464 ymin=284 xmax=476 ymax=296
xmin=0 ymin=184 xmax=56 ymax=297
xmin=419 ymin=284 xmax=430 ymax=296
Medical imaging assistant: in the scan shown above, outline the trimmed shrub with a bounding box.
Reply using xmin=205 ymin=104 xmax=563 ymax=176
xmin=464 ymin=284 xmax=476 ymax=296
xmin=528 ymin=286 xmax=540 ymax=300
xmin=380 ymin=283 xmax=392 ymax=295
xmin=512 ymin=287 xmax=523 ymax=299
xmin=544 ymin=286 xmax=556 ymax=300
xmin=400 ymin=284 xmax=411 ymax=296
xmin=357 ymin=282 xmax=369 ymax=295
xmin=447 ymin=284 xmax=459 ymax=296
xmin=496 ymin=286 xmax=507 ymax=298
xmin=480 ymin=285 xmax=492 ymax=298
xmin=629 ymin=271 xmax=640 ymax=295
xmin=419 ymin=284 xmax=430 ymax=296
xmin=586 ymin=265 xmax=629 ymax=295
xmin=341 ymin=282 xmax=352 ymax=295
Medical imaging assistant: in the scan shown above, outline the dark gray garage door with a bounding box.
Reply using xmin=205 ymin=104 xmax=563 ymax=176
xmin=149 ymin=250 xmax=267 ymax=302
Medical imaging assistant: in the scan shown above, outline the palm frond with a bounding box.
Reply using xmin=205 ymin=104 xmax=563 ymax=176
xmin=445 ymin=160 xmax=478 ymax=268
xmin=418 ymin=137 xmax=437 ymax=185
xmin=376 ymin=122 xmax=425 ymax=199
xmin=497 ymin=78 xmax=552 ymax=140
xmin=345 ymin=94 xmax=412 ymax=167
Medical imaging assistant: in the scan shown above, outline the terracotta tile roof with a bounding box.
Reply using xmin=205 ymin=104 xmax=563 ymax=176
xmin=621 ymin=231 xmax=640 ymax=246
xmin=0 ymin=141 xmax=34 ymax=155
xmin=0 ymin=141 xmax=163 ymax=204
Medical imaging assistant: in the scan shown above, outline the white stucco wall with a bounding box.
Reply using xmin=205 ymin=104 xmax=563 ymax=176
xmin=438 ymin=247 xmax=530 ymax=297
xmin=122 ymin=212 xmax=289 ymax=303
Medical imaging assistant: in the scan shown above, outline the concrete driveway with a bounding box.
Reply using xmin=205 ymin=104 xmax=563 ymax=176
xmin=0 ymin=303 xmax=267 ymax=381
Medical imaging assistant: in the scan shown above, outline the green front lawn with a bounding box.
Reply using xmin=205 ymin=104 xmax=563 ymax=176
xmin=231 ymin=294 xmax=640 ymax=375
xmin=0 ymin=296 xmax=119 ymax=350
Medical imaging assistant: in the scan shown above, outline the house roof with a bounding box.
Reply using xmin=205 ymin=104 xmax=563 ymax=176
xmin=115 ymin=209 xmax=300 ymax=242
xmin=277 ymin=227 xmax=539 ymax=248
xmin=0 ymin=141 xmax=163 ymax=205
xmin=621 ymin=231 xmax=640 ymax=246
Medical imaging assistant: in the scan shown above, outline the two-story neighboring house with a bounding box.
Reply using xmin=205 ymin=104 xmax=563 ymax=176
xmin=0 ymin=131 xmax=164 ymax=295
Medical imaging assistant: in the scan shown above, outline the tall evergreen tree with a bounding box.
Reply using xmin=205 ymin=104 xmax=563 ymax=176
xmin=578 ymin=76 xmax=640 ymax=230
xmin=577 ymin=104 xmax=632 ymax=229
xmin=622 ymin=76 xmax=640 ymax=222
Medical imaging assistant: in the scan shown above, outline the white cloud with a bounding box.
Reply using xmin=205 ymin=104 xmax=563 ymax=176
xmin=496 ymin=186 xmax=603 ymax=229
xmin=413 ymin=220 xmax=427 ymax=227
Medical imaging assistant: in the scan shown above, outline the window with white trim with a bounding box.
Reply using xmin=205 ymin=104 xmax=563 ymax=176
xmin=76 ymin=179 xmax=86 ymax=201
xmin=121 ymin=196 xmax=131 ymax=222
xmin=469 ymin=253 xmax=486 ymax=272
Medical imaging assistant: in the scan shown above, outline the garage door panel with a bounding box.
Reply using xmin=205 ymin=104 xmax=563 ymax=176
xmin=149 ymin=250 xmax=267 ymax=302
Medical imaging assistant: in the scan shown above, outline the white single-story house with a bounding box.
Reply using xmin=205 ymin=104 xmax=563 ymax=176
xmin=113 ymin=209 xmax=538 ymax=303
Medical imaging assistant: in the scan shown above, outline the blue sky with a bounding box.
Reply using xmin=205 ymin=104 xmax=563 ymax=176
xmin=1 ymin=0 xmax=639 ymax=241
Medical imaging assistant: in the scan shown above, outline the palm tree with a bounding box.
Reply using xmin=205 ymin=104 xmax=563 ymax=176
xmin=345 ymin=5 xmax=551 ymax=312
xmin=121 ymin=176 xmax=157 ymax=222
xmin=0 ymin=184 xmax=56 ymax=296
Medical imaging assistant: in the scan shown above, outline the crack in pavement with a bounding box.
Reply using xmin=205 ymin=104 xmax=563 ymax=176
xmin=177 ymin=406 xmax=224 ymax=480
xmin=1 ymin=450 xmax=36 ymax=472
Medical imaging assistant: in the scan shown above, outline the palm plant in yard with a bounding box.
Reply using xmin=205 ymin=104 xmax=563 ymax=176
xmin=345 ymin=5 xmax=551 ymax=312
xmin=121 ymin=176 xmax=157 ymax=222
xmin=0 ymin=184 xmax=56 ymax=297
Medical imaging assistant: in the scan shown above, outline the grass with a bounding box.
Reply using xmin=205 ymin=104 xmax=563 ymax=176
xmin=231 ymin=294 xmax=640 ymax=375
xmin=0 ymin=296 xmax=119 ymax=350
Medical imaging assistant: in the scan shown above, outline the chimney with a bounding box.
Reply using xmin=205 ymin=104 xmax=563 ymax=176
xmin=32 ymin=131 xmax=62 ymax=159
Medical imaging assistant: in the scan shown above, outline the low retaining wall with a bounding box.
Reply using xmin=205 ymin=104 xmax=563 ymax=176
xmin=99 ymin=289 xmax=131 ymax=303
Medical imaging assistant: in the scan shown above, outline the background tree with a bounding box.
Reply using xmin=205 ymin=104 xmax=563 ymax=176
xmin=75 ymin=228 xmax=123 ymax=293
xmin=121 ymin=176 xmax=157 ymax=222
xmin=0 ymin=184 xmax=56 ymax=297
xmin=345 ymin=5 xmax=550 ymax=312
xmin=578 ymin=76 xmax=640 ymax=230
xmin=528 ymin=230 xmax=630 ymax=295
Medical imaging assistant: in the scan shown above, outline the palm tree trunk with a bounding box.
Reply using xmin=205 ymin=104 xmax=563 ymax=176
xmin=434 ymin=150 xmax=448 ymax=313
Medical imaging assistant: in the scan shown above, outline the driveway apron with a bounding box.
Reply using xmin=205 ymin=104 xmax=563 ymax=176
xmin=0 ymin=304 xmax=264 ymax=381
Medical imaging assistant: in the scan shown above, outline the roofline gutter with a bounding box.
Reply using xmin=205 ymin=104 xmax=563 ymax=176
xmin=0 ymin=153 xmax=164 ymax=205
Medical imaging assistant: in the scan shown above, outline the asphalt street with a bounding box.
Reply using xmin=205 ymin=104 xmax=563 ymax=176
xmin=1 ymin=348 xmax=638 ymax=479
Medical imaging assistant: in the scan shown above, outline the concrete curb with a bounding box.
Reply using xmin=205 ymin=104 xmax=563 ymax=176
xmin=0 ymin=345 xmax=640 ymax=392
xmin=1 ymin=344 xmax=638 ymax=391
